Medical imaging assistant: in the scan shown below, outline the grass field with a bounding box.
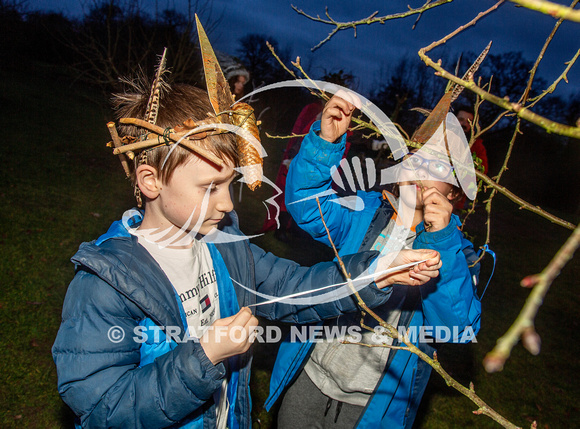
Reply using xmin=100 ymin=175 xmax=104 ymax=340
xmin=0 ymin=65 xmax=578 ymax=428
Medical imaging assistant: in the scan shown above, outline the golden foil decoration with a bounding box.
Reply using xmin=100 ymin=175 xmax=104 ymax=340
xmin=195 ymin=15 xmax=263 ymax=190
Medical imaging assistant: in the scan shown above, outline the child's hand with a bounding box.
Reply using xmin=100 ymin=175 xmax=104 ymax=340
xmin=421 ymin=187 xmax=454 ymax=232
xmin=374 ymin=249 xmax=441 ymax=288
xmin=319 ymin=90 xmax=360 ymax=143
xmin=201 ymin=307 xmax=259 ymax=365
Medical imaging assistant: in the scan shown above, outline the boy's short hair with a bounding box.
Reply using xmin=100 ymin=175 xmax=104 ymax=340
xmin=113 ymin=83 xmax=239 ymax=186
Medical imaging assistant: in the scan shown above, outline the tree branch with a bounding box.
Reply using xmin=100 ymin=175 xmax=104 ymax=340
xmin=418 ymin=54 xmax=580 ymax=138
xmin=509 ymin=0 xmax=580 ymax=22
xmin=417 ymin=0 xmax=580 ymax=138
xmin=527 ymin=48 xmax=580 ymax=108
xmin=292 ymin=0 xmax=453 ymax=51
xmin=484 ymin=223 xmax=580 ymax=372
xmin=475 ymin=168 xmax=576 ymax=230
xmin=520 ymin=0 xmax=579 ymax=106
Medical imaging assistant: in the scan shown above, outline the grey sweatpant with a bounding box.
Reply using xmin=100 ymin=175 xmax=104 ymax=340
xmin=277 ymin=370 xmax=364 ymax=429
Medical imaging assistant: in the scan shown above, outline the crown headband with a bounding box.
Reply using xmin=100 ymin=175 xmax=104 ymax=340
xmin=106 ymin=16 xmax=263 ymax=192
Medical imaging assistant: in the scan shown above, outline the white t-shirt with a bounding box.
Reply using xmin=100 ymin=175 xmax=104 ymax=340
xmin=134 ymin=234 xmax=220 ymax=337
xmin=134 ymin=232 xmax=228 ymax=427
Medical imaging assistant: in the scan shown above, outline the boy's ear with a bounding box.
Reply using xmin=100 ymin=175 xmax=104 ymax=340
xmin=136 ymin=164 xmax=162 ymax=200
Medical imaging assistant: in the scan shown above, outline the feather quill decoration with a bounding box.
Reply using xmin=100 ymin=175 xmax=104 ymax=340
xmin=143 ymin=48 xmax=168 ymax=127
xmin=412 ymin=41 xmax=492 ymax=144
xmin=449 ymin=41 xmax=492 ymax=103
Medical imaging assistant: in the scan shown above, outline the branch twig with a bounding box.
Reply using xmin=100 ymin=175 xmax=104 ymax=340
xmin=484 ymin=223 xmax=580 ymax=372
xmin=475 ymin=169 xmax=576 ymax=230
xmin=417 ymin=1 xmax=580 ymax=138
xmin=520 ymin=0 xmax=579 ymax=106
xmin=292 ymin=0 xmax=453 ymax=51
xmin=418 ymin=53 xmax=580 ymax=139
xmin=509 ymin=0 xmax=580 ymax=22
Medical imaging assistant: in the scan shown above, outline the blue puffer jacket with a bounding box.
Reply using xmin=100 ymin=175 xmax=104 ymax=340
xmin=52 ymin=209 xmax=391 ymax=429
xmin=266 ymin=121 xmax=482 ymax=428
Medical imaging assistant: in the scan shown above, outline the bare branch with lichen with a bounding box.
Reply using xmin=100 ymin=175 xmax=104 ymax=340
xmin=291 ymin=0 xmax=453 ymax=51
xmin=509 ymin=0 xmax=580 ymax=22
xmin=467 ymin=116 xmax=523 ymax=266
xmin=265 ymin=132 xmax=307 ymax=140
xmin=527 ymin=48 xmax=580 ymax=108
xmin=461 ymin=1 xmax=577 ymax=263
xmin=519 ymin=0 xmax=579 ymax=106
xmin=483 ymin=223 xmax=580 ymax=372
xmin=475 ymin=168 xmax=576 ymax=230
xmin=417 ymin=0 xmax=580 ymax=139
xmin=420 ymin=53 xmax=580 ymax=137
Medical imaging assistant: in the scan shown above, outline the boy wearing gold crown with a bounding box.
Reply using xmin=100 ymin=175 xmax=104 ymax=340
xmin=51 ymin=20 xmax=443 ymax=429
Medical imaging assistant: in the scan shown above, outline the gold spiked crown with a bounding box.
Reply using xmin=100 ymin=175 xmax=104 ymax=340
xmin=106 ymin=15 xmax=263 ymax=203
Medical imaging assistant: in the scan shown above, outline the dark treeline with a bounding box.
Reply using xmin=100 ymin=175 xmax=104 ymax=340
xmin=3 ymin=0 xmax=577 ymax=130
xmin=0 ymin=0 xmax=206 ymax=91
xmin=0 ymin=0 xmax=299 ymax=94
xmin=370 ymin=52 xmax=580 ymax=137
xmin=2 ymin=0 xmax=578 ymax=213
xmin=0 ymin=0 xmax=313 ymax=132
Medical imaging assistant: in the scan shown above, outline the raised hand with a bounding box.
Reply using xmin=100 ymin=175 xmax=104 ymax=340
xmin=319 ymin=90 xmax=360 ymax=143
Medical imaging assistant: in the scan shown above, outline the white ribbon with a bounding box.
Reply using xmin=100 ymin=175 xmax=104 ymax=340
xmin=244 ymin=259 xmax=429 ymax=307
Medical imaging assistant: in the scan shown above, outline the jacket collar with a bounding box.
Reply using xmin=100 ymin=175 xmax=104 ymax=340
xmin=72 ymin=218 xmax=184 ymax=330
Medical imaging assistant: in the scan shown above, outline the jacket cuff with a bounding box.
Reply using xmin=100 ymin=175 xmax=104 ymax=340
xmin=306 ymin=121 xmax=347 ymax=162
xmin=414 ymin=214 xmax=461 ymax=245
xmin=193 ymin=341 xmax=226 ymax=378
xmin=178 ymin=341 xmax=226 ymax=396
xmin=343 ymin=250 xmax=392 ymax=301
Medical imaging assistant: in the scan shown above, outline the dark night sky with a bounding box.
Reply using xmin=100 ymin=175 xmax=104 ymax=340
xmin=28 ymin=0 xmax=580 ymax=98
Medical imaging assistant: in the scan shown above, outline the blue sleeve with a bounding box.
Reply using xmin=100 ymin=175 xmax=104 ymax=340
xmin=250 ymin=244 xmax=392 ymax=323
xmin=52 ymin=271 xmax=225 ymax=428
xmin=285 ymin=121 xmax=356 ymax=248
xmin=413 ymin=214 xmax=482 ymax=342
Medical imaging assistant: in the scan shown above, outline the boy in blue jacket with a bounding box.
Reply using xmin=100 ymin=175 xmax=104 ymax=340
xmin=51 ymin=79 xmax=442 ymax=429
xmin=269 ymin=94 xmax=482 ymax=428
